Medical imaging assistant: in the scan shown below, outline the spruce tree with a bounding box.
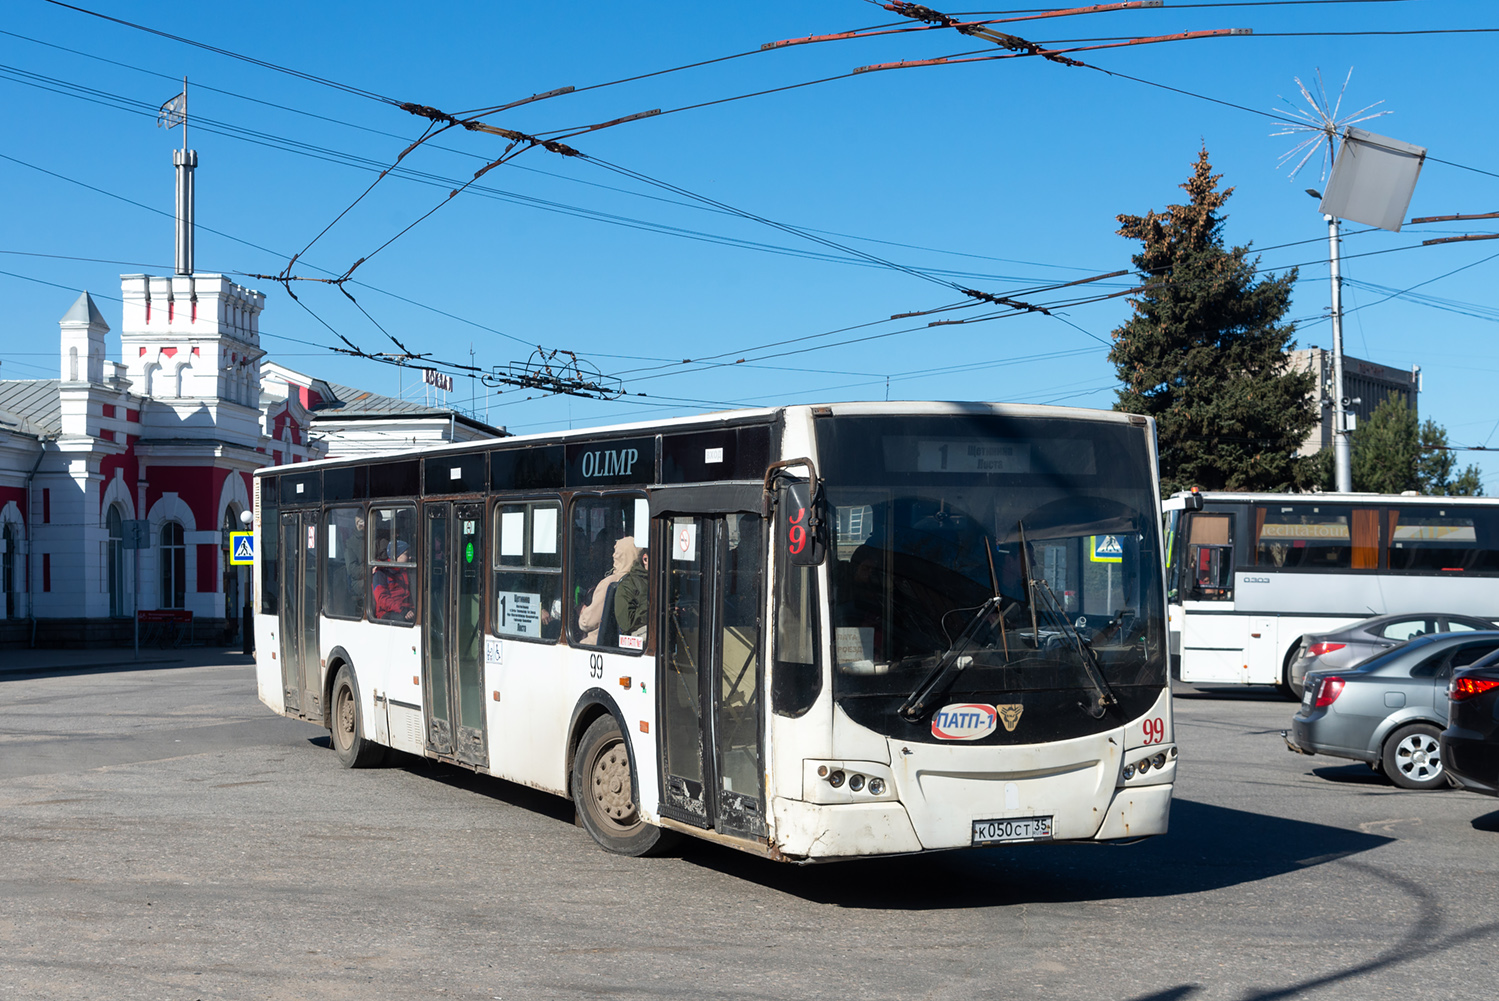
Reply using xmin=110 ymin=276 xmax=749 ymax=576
xmin=1350 ymin=393 xmax=1419 ymax=493
xmin=1109 ymin=148 xmax=1316 ymax=494
xmin=1343 ymin=393 xmax=1485 ymax=495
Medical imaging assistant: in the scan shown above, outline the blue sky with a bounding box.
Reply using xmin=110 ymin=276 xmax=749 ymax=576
xmin=2 ymin=1 xmax=1496 ymax=481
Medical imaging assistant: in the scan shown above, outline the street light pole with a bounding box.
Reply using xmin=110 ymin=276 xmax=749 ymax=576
xmin=1327 ymin=213 xmax=1353 ymax=492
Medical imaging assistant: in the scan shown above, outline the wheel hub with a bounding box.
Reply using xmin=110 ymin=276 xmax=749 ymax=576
xmin=591 ymin=741 xmax=637 ymax=826
xmin=336 ymin=691 xmax=355 ymax=743
xmin=1398 ymin=735 xmax=1440 ymax=776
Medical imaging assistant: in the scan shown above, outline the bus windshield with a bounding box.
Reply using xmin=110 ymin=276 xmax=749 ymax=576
xmin=816 ymin=414 xmax=1166 ymax=736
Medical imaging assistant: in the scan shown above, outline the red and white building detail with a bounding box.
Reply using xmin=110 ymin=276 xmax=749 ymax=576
xmin=0 ymin=273 xmax=500 ymax=645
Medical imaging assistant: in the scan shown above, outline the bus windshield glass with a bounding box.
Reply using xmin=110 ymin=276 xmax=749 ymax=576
xmin=816 ymin=413 xmax=1166 ymax=734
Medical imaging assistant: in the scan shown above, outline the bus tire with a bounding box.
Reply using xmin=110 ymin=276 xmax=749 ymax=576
xmin=1381 ymin=723 xmax=1447 ymax=791
xmin=1276 ymin=645 xmax=1300 ymax=701
xmin=571 ymin=715 xmax=677 ymax=857
xmin=330 ymin=664 xmax=386 ymax=769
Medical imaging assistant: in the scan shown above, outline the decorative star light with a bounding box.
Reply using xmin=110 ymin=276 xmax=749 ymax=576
xmin=1272 ymin=68 xmax=1390 ymax=183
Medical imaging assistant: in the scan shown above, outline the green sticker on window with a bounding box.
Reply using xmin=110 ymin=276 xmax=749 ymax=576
xmin=465 ymin=541 xmax=475 ymax=564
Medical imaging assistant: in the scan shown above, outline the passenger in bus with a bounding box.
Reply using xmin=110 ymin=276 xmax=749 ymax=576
xmin=373 ymin=539 xmax=415 ymax=622
xmin=614 ymin=547 xmax=649 ymax=638
xmin=578 ymin=535 xmax=642 ymax=645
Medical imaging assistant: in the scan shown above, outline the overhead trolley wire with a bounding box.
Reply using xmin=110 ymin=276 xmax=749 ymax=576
xmin=41 ymin=0 xmax=399 ymax=105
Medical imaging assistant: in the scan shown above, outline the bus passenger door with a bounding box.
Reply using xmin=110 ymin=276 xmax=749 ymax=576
xmin=659 ymin=513 xmax=767 ymax=840
xmin=423 ymin=502 xmax=488 ymax=767
xmin=278 ymin=511 xmax=320 ymax=716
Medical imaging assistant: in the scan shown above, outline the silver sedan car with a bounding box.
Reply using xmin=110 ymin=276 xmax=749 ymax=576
xmin=1285 ymin=612 xmax=1497 ymax=699
xmin=1286 ymin=630 xmax=1499 ymax=789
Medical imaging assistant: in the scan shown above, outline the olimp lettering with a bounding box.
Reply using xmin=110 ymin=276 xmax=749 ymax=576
xmin=581 ymin=447 xmax=640 ymax=479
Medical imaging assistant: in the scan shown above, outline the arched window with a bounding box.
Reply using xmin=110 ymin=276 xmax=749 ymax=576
xmin=2 ymin=521 xmax=18 ymax=619
xmin=68 ymin=346 xmax=79 ymax=382
xmin=222 ymin=507 xmax=241 ymax=632
xmin=107 ymin=505 xmax=126 ymax=617
xmin=160 ymin=522 xmax=186 ymax=609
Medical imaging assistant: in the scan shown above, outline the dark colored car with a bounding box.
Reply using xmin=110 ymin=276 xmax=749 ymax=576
xmin=1286 ymin=631 xmax=1499 ymax=789
xmin=1441 ymin=652 xmax=1499 ymax=796
xmin=1285 ymin=613 xmax=1498 ymax=699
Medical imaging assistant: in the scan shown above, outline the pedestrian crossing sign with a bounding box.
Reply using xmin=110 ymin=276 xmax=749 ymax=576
xmin=230 ymin=531 xmax=255 ymax=565
xmin=1089 ymin=535 xmax=1123 ymax=563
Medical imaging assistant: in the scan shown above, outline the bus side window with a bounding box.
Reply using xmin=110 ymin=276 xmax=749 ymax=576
xmin=1183 ymin=512 xmax=1234 ymax=600
xmin=323 ymin=507 xmax=367 ymax=620
xmin=259 ymin=479 xmax=279 ymax=615
xmin=369 ymin=506 xmax=417 ymax=625
xmin=1388 ymin=506 xmax=1499 ymax=573
xmin=569 ymin=495 xmax=651 ymax=651
xmin=493 ymin=500 xmax=562 ymax=643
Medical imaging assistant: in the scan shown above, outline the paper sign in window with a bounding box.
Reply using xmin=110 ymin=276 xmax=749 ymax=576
xmin=532 ymin=506 xmax=558 ymax=554
xmin=672 ymin=520 xmax=698 ymax=561
xmin=633 ymin=498 xmax=650 ymax=547
xmin=835 ymin=627 xmax=877 ymax=674
xmin=500 ymin=511 xmax=525 ymax=557
xmin=495 ymin=590 xmax=543 ymax=637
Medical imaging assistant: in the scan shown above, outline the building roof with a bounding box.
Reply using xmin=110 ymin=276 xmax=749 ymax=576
xmin=60 ymin=292 xmax=109 ymax=330
xmin=0 ymin=380 xmax=60 ymax=436
xmin=316 ymin=380 xmax=506 ymax=436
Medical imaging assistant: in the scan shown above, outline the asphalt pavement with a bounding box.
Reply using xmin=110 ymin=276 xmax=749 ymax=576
xmin=2 ymin=651 xmax=1497 ymax=1001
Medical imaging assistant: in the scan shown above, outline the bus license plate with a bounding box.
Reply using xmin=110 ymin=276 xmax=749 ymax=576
xmin=972 ymin=816 xmax=1053 ymax=845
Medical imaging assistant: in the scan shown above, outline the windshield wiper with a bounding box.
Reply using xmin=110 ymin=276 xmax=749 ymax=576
xmin=1030 ymin=572 xmax=1118 ymax=719
xmin=898 ymin=595 xmax=1002 ymax=722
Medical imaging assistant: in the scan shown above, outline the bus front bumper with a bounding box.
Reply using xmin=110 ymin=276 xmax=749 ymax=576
xmin=769 ymin=783 xmax=1172 ymax=859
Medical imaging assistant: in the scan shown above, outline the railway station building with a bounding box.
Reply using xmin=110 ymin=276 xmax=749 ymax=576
xmin=0 ymin=275 xmax=503 ymax=648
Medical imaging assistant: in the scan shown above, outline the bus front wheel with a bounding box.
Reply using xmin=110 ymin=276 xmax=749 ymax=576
xmin=330 ymin=664 xmax=386 ymax=769
xmin=571 ymin=715 xmax=678 ymax=857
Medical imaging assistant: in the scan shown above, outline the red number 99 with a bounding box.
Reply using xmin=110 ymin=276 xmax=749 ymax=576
xmin=1142 ymin=718 xmax=1164 ymax=744
xmin=788 ymin=524 xmax=807 ymax=555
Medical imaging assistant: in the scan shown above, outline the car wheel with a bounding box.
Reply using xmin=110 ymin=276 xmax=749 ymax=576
xmin=1381 ymin=723 xmax=1448 ymax=791
xmin=330 ymin=664 xmax=386 ymax=769
xmin=571 ymin=715 xmax=679 ymax=857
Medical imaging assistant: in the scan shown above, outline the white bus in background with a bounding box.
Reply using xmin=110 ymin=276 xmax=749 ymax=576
xmin=1164 ymin=490 xmax=1499 ymax=695
xmin=251 ymin=401 xmax=1175 ymax=861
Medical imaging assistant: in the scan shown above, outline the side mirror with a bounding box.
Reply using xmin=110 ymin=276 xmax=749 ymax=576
xmin=1187 ymin=543 xmax=1233 ymax=597
xmin=779 ymin=480 xmax=827 ymax=566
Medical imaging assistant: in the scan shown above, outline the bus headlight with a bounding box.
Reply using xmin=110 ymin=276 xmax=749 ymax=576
xmin=803 ymin=760 xmax=896 ymax=803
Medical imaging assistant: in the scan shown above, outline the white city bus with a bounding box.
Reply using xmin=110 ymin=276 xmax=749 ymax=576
xmin=1165 ymin=490 xmax=1499 ymax=694
xmin=252 ymin=402 xmax=1175 ymax=861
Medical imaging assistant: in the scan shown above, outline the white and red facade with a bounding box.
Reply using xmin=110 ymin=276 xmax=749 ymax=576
xmin=0 ymin=271 xmax=498 ymax=647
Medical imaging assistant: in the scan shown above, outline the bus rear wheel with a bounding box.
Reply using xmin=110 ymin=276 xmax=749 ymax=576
xmin=330 ymin=664 xmax=386 ymax=769
xmin=572 ymin=715 xmax=677 ymax=857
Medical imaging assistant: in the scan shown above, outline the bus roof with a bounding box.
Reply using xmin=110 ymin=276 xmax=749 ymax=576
xmin=254 ymin=400 xmax=1150 ymax=476
xmin=1164 ymin=490 xmax=1499 ymax=508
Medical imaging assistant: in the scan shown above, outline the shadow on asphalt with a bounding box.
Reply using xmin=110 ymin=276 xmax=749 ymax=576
xmin=1172 ymin=685 xmax=1297 ymax=705
xmin=361 ymin=743 xmax=578 ymax=826
xmin=0 ymin=651 xmax=252 ymax=681
xmin=1310 ymin=762 xmax=1391 ymax=787
xmin=322 ymin=737 xmax=1397 ymax=909
xmin=671 ymin=797 xmax=1393 ymax=909
xmin=1471 ymin=808 xmax=1499 ymax=833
